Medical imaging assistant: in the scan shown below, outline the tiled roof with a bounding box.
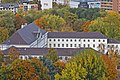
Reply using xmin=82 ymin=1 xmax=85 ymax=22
xmin=0 ymin=3 xmax=19 ymax=8
xmin=48 ymin=32 xmax=107 ymax=39
xmin=108 ymin=39 xmax=120 ymax=44
xmin=3 ymin=23 xmax=46 ymax=45
xmin=2 ymin=47 xmax=89 ymax=56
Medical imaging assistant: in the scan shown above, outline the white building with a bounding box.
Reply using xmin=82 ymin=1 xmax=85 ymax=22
xmin=0 ymin=23 xmax=120 ymax=55
xmin=0 ymin=3 xmax=19 ymax=13
xmin=41 ymin=0 xmax=52 ymax=10
xmin=88 ymin=1 xmax=101 ymax=8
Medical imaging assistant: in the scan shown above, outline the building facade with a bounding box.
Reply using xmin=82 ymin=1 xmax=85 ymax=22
xmin=41 ymin=0 xmax=52 ymax=10
xmin=0 ymin=3 xmax=19 ymax=13
xmin=88 ymin=1 xmax=101 ymax=8
xmin=101 ymin=0 xmax=120 ymax=13
xmin=0 ymin=23 xmax=120 ymax=54
xmin=3 ymin=47 xmax=86 ymax=60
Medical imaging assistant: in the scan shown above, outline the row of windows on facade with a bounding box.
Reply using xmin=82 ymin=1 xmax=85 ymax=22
xmin=0 ymin=8 xmax=14 ymax=10
xmin=49 ymin=44 xmax=96 ymax=48
xmin=49 ymin=39 xmax=105 ymax=42
xmin=19 ymin=56 xmax=70 ymax=60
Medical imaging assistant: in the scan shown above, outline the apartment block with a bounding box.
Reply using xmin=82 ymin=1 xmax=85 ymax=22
xmin=101 ymin=0 xmax=120 ymax=13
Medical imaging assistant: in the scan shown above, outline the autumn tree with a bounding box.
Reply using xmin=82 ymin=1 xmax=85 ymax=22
xmin=89 ymin=11 xmax=120 ymax=40
xmin=45 ymin=48 xmax=58 ymax=63
xmin=54 ymin=60 xmax=65 ymax=74
xmin=81 ymin=21 xmax=92 ymax=32
xmin=0 ymin=27 xmax=9 ymax=44
xmin=8 ymin=59 xmax=39 ymax=80
xmin=14 ymin=14 xmax=28 ymax=30
xmin=8 ymin=47 xmax=20 ymax=64
xmin=34 ymin=14 xmax=65 ymax=31
xmin=55 ymin=49 xmax=107 ymax=80
xmin=102 ymin=55 xmax=118 ymax=80
xmin=0 ymin=50 xmax=4 ymax=66
xmin=1 ymin=0 xmax=19 ymax=3
xmin=34 ymin=17 xmax=48 ymax=30
xmin=30 ymin=58 xmax=50 ymax=80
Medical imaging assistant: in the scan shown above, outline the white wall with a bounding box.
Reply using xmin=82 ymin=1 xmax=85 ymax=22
xmin=0 ymin=44 xmax=30 ymax=50
xmin=47 ymin=38 xmax=107 ymax=50
xmin=41 ymin=0 xmax=52 ymax=10
xmin=88 ymin=1 xmax=101 ymax=8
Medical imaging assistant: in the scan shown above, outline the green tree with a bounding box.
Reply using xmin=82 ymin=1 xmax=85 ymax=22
xmin=55 ymin=49 xmax=107 ymax=80
xmin=34 ymin=14 xmax=65 ymax=31
xmin=0 ymin=11 xmax=15 ymax=36
xmin=1 ymin=0 xmax=19 ymax=3
xmin=69 ymin=8 xmax=101 ymax=20
xmin=45 ymin=48 xmax=58 ymax=63
xmin=0 ymin=27 xmax=9 ymax=44
xmin=0 ymin=50 xmax=4 ymax=66
xmin=30 ymin=58 xmax=50 ymax=80
xmin=40 ymin=57 xmax=58 ymax=80
xmin=89 ymin=11 xmax=120 ymax=40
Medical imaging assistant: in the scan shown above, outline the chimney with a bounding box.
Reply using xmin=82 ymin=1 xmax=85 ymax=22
xmin=21 ymin=23 xmax=27 ymax=29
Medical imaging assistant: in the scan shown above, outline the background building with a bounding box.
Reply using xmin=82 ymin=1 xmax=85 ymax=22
xmin=41 ymin=0 xmax=52 ymax=10
xmin=101 ymin=0 xmax=120 ymax=13
xmin=0 ymin=3 xmax=19 ymax=13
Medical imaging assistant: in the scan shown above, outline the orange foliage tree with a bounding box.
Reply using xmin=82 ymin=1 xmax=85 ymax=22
xmin=34 ymin=17 xmax=48 ymax=30
xmin=102 ymin=55 xmax=118 ymax=80
xmin=9 ymin=59 xmax=39 ymax=80
xmin=81 ymin=21 xmax=92 ymax=32
xmin=14 ymin=13 xmax=28 ymax=30
xmin=54 ymin=60 xmax=65 ymax=74
xmin=30 ymin=58 xmax=50 ymax=80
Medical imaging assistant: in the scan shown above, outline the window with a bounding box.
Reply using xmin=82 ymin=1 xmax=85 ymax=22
xmin=70 ymin=39 xmax=72 ymax=42
xmin=58 ymin=44 xmax=60 ymax=47
xmin=20 ymin=56 xmax=23 ymax=59
xmin=66 ymin=44 xmax=68 ymax=47
xmin=62 ymin=39 xmax=64 ymax=41
xmin=58 ymin=39 xmax=60 ymax=41
xmin=103 ymin=40 xmax=105 ymax=42
xmin=66 ymin=39 xmax=68 ymax=41
xmin=93 ymin=40 xmax=95 ymax=42
xmin=65 ymin=57 xmax=68 ymax=60
xmin=88 ymin=44 xmax=90 ymax=47
xmin=99 ymin=40 xmax=100 ymax=42
xmin=25 ymin=56 xmax=27 ymax=59
xmin=84 ymin=44 xmax=85 ymax=47
xmin=70 ymin=44 xmax=72 ymax=47
xmin=116 ymin=45 xmax=118 ymax=48
xmin=49 ymin=44 xmax=51 ymax=47
xmin=88 ymin=40 xmax=90 ymax=42
xmin=62 ymin=44 xmax=64 ymax=47
xmin=107 ymin=45 xmax=110 ymax=48
xmin=74 ymin=44 xmax=76 ymax=47
xmin=54 ymin=44 xmax=56 ymax=47
xmin=93 ymin=44 xmax=95 ymax=47
xmin=54 ymin=39 xmax=56 ymax=41
xmin=75 ymin=39 xmax=76 ymax=42
xmin=79 ymin=44 xmax=81 ymax=47
xmin=83 ymin=40 xmax=85 ymax=42
xmin=59 ymin=57 xmax=62 ymax=60
xmin=49 ymin=39 xmax=51 ymax=41
xmin=79 ymin=39 xmax=81 ymax=41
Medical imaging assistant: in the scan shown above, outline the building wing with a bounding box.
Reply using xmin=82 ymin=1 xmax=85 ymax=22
xmin=3 ymin=23 xmax=46 ymax=45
